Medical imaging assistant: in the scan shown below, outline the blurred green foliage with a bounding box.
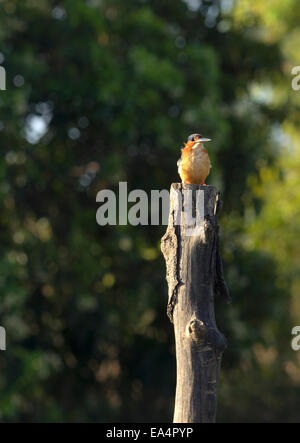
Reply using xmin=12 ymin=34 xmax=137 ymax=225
xmin=0 ymin=0 xmax=300 ymax=422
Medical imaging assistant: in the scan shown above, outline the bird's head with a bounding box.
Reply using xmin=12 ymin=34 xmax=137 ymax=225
xmin=184 ymin=133 xmax=212 ymax=150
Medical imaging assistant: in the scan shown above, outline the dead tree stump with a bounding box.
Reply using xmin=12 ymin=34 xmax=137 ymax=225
xmin=161 ymin=183 xmax=231 ymax=423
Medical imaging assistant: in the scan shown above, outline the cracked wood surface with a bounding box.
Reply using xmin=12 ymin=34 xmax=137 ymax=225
xmin=161 ymin=183 xmax=230 ymax=423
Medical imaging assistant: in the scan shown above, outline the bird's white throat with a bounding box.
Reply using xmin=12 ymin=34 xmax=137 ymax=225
xmin=192 ymin=141 xmax=203 ymax=150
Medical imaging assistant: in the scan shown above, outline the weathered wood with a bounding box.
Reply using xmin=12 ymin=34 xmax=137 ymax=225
xmin=161 ymin=183 xmax=230 ymax=423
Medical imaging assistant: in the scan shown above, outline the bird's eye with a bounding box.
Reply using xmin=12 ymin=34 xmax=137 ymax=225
xmin=187 ymin=133 xmax=202 ymax=143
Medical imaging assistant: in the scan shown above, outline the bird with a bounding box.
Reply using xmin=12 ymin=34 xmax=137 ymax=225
xmin=177 ymin=133 xmax=212 ymax=185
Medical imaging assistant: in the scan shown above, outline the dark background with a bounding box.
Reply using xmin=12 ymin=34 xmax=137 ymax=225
xmin=0 ymin=0 xmax=300 ymax=422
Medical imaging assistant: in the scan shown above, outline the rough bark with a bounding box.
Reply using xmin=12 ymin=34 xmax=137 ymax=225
xmin=161 ymin=183 xmax=230 ymax=423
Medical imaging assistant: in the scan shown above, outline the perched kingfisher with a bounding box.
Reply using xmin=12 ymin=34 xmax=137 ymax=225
xmin=177 ymin=133 xmax=212 ymax=185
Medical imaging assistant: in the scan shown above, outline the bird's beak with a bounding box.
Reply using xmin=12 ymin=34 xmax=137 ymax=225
xmin=192 ymin=137 xmax=212 ymax=149
xmin=199 ymin=137 xmax=212 ymax=142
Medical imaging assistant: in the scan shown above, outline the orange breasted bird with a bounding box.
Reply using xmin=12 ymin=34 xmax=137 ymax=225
xmin=177 ymin=133 xmax=212 ymax=185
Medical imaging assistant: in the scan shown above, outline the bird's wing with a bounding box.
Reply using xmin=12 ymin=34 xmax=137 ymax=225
xmin=177 ymin=151 xmax=183 ymax=168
